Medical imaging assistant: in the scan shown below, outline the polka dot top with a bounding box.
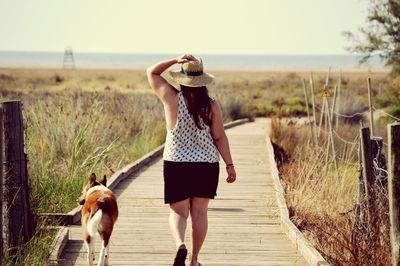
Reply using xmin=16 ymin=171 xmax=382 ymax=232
xmin=163 ymin=91 xmax=220 ymax=163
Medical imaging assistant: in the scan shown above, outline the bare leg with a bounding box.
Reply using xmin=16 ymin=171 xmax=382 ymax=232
xmin=189 ymin=197 xmax=210 ymax=266
xmin=169 ymin=198 xmax=190 ymax=250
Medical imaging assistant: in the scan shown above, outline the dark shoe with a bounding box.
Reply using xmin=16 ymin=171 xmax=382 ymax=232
xmin=173 ymin=248 xmax=187 ymax=266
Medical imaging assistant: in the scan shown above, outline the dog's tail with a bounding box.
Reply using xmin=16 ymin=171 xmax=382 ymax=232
xmin=87 ymin=209 xmax=102 ymax=237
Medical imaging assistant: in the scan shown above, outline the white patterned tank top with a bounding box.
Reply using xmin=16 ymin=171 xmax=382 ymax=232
xmin=163 ymin=91 xmax=220 ymax=163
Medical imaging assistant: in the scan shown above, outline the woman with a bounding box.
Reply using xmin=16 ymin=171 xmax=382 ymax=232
xmin=146 ymin=54 xmax=236 ymax=266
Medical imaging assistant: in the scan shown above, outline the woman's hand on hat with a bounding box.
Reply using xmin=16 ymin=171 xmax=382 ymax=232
xmin=226 ymin=167 xmax=236 ymax=183
xmin=176 ymin=54 xmax=197 ymax=64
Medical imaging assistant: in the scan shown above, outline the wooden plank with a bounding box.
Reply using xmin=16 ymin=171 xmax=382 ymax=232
xmin=59 ymin=118 xmax=309 ymax=265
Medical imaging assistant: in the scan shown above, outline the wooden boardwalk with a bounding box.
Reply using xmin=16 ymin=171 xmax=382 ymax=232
xmin=59 ymin=118 xmax=308 ymax=266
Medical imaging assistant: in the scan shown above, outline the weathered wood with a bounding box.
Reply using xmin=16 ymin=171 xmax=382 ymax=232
xmin=0 ymin=107 xmax=3 ymax=266
xmin=323 ymin=67 xmax=331 ymax=136
xmin=360 ymin=127 xmax=374 ymax=225
xmin=325 ymin=100 xmax=340 ymax=182
xmin=335 ymin=70 xmax=341 ymax=129
xmin=331 ymin=85 xmax=338 ymax=125
xmin=302 ymin=78 xmax=315 ymax=146
xmin=360 ymin=127 xmax=375 ymax=185
xmin=388 ymin=123 xmax=400 ymax=266
xmin=3 ymin=101 xmax=33 ymax=256
xmin=318 ymin=98 xmax=326 ymax=138
xmin=310 ymin=73 xmax=318 ymax=146
xmin=367 ymin=77 xmax=374 ymax=136
xmin=48 ymin=227 xmax=69 ymax=266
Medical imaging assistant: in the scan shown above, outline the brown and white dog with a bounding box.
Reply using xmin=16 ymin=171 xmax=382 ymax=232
xmin=78 ymin=173 xmax=118 ymax=266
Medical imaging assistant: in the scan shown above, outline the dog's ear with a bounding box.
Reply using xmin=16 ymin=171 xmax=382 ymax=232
xmin=89 ymin=173 xmax=97 ymax=184
xmin=100 ymin=175 xmax=107 ymax=186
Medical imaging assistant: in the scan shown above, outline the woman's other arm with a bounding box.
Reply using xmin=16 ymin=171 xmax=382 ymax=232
xmin=210 ymin=101 xmax=237 ymax=183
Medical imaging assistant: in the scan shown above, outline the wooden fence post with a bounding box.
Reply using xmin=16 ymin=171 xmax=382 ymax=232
xmin=360 ymin=127 xmax=374 ymax=224
xmin=318 ymin=98 xmax=326 ymax=138
xmin=3 ymin=101 xmax=33 ymax=257
xmin=335 ymin=70 xmax=341 ymax=129
xmin=302 ymin=78 xmax=316 ymax=146
xmin=367 ymin=77 xmax=374 ymax=136
xmin=388 ymin=123 xmax=400 ymax=266
xmin=310 ymin=73 xmax=318 ymax=146
xmin=331 ymin=85 xmax=338 ymax=125
xmin=0 ymin=106 xmax=3 ymax=266
xmin=324 ymin=98 xmax=340 ymax=182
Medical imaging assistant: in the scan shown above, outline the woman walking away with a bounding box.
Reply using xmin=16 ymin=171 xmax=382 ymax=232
xmin=146 ymin=54 xmax=236 ymax=266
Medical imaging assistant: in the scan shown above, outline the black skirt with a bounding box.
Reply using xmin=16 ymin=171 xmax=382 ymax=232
xmin=163 ymin=160 xmax=220 ymax=204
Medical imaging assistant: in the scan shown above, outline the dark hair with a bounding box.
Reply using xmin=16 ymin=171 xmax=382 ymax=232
xmin=180 ymin=85 xmax=212 ymax=129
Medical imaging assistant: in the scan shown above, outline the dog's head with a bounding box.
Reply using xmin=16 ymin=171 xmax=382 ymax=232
xmin=77 ymin=173 xmax=107 ymax=205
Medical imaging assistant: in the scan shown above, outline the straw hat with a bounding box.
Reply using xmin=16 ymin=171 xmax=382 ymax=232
xmin=169 ymin=58 xmax=214 ymax=87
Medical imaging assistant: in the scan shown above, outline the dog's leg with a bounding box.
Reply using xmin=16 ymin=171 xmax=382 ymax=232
xmin=97 ymin=241 xmax=106 ymax=266
xmin=90 ymin=236 xmax=96 ymax=261
xmin=90 ymin=236 xmax=95 ymax=262
xmin=104 ymin=244 xmax=109 ymax=265
xmin=97 ymin=233 xmax=110 ymax=266
xmin=84 ymin=237 xmax=94 ymax=266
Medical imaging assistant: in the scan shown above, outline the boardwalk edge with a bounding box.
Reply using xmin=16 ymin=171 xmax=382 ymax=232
xmin=223 ymin=118 xmax=250 ymax=129
xmin=266 ymin=136 xmax=330 ymax=266
xmin=48 ymin=226 xmax=69 ymax=265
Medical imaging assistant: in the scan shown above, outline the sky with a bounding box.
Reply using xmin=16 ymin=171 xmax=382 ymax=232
xmin=0 ymin=0 xmax=368 ymax=55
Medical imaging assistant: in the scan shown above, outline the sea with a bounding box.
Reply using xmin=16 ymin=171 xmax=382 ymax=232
xmin=0 ymin=51 xmax=385 ymax=71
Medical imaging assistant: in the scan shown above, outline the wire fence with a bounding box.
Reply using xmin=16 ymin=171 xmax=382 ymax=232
xmin=373 ymin=106 xmax=400 ymax=121
xmin=315 ymin=104 xmax=400 ymax=121
xmin=301 ymin=72 xmax=400 ymax=187
xmin=332 ymin=130 xmax=359 ymax=145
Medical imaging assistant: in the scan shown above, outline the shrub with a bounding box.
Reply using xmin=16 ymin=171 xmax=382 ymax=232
xmin=217 ymin=94 xmax=254 ymax=121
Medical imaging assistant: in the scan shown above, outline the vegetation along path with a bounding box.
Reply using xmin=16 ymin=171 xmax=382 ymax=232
xmin=59 ymin=118 xmax=307 ymax=265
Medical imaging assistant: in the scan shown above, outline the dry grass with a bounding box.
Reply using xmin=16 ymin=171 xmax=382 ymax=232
xmin=25 ymin=90 xmax=166 ymax=213
xmin=270 ymin=118 xmax=391 ymax=265
xmin=1 ymin=89 xmax=166 ymax=264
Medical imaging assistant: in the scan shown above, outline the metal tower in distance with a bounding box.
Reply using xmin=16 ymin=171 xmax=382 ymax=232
xmin=62 ymin=46 xmax=76 ymax=69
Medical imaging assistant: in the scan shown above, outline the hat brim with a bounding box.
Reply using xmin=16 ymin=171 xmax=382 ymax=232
xmin=169 ymin=71 xmax=214 ymax=87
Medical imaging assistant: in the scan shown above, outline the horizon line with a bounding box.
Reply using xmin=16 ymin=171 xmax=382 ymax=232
xmin=0 ymin=49 xmax=363 ymax=57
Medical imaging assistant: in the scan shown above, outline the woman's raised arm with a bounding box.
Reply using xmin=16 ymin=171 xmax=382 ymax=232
xmin=146 ymin=54 xmax=196 ymax=102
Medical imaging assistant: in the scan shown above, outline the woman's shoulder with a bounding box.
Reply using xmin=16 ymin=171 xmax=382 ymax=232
xmin=210 ymin=96 xmax=221 ymax=113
